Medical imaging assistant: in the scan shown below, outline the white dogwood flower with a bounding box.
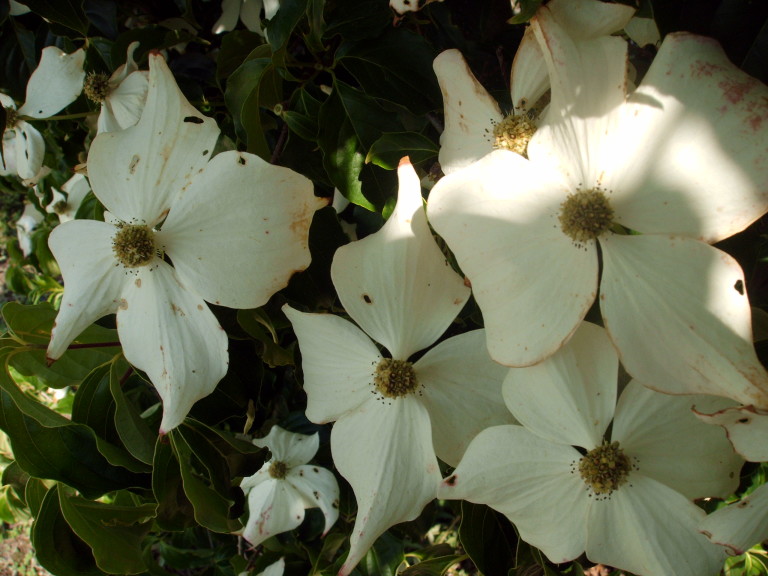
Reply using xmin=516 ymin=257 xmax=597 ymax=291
xmin=47 ymin=53 xmax=325 ymax=433
xmin=1 ymin=46 xmax=85 ymax=182
xmin=428 ymin=22 xmax=768 ymax=404
xmin=46 ymin=173 xmax=91 ymax=223
xmin=284 ymin=159 xmax=512 ymax=576
xmin=240 ymin=426 xmax=339 ymax=547
xmin=81 ymin=42 xmax=149 ymax=133
xmin=15 ymin=201 xmax=44 ymax=257
xmin=433 ymin=0 xmax=634 ymax=174
xmin=439 ymin=322 xmax=742 ymax=576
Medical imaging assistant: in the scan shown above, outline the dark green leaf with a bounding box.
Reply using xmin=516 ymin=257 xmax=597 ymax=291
xmin=216 ymin=30 xmax=265 ymax=86
xmin=71 ymin=362 xmax=120 ymax=444
xmin=508 ymin=0 xmax=544 ymax=24
xmin=32 ymin=485 xmax=104 ymax=576
xmin=267 ymin=0 xmax=309 ymax=51
xmin=58 ymin=487 xmax=155 ymax=575
xmin=169 ymin=430 xmax=241 ymax=533
xmin=323 ymin=0 xmax=391 ymax=42
xmin=399 ymin=554 xmax=468 ymax=576
xmin=366 ymin=132 xmax=438 ymax=170
xmin=109 ymin=358 xmax=158 ymax=465
xmin=20 ymin=0 xmax=89 ymax=34
xmin=357 ymin=531 xmax=405 ymax=576
xmin=237 ymin=309 xmax=295 ymax=367
xmin=337 ymin=28 xmax=440 ymax=114
xmin=458 ymin=501 xmax=519 ymax=576
xmin=2 ymin=301 xmax=118 ymax=346
xmin=152 ymin=438 xmax=195 ymax=531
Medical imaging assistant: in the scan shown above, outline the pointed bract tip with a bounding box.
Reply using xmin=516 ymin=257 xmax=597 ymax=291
xmin=45 ymin=356 xmax=55 ymax=368
xmin=398 ymin=156 xmax=411 ymax=168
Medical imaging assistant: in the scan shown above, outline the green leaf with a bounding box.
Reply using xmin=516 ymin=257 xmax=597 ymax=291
xmin=20 ymin=0 xmax=89 ymax=34
xmin=267 ymin=0 xmax=309 ymax=51
xmin=357 ymin=531 xmax=405 ymax=576
xmin=237 ymin=309 xmax=295 ymax=367
xmin=109 ymin=358 xmax=158 ymax=465
xmin=71 ymin=362 xmax=120 ymax=443
xmin=399 ymin=555 xmax=468 ymax=576
xmin=2 ymin=301 xmax=117 ymax=346
xmin=32 ymin=485 xmax=104 ymax=576
xmin=458 ymin=501 xmax=519 ymax=576
xmin=169 ymin=430 xmax=242 ymax=533
xmin=366 ymin=132 xmax=439 ymax=170
xmin=0 ymin=351 xmax=149 ymax=497
xmin=224 ymin=46 xmax=282 ymax=160
xmin=337 ymin=28 xmax=440 ymax=114
xmin=323 ymin=0 xmax=391 ymax=42
xmin=508 ymin=0 xmax=544 ymax=24
xmin=216 ymin=30 xmax=265 ymax=87
xmin=152 ymin=438 xmax=195 ymax=532
xmin=58 ymin=487 xmax=155 ymax=575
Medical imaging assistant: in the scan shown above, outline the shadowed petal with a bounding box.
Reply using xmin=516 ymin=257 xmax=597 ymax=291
xmin=600 ymin=234 xmax=768 ymax=406
xmin=334 ymin=397 xmax=439 ymax=576
xmin=613 ymin=381 xmax=742 ymax=499
xmin=254 ymin=427 xmax=319 ymax=467
xmin=438 ymin=425 xmax=587 ymax=564
xmin=288 ymin=465 xmax=340 ymax=535
xmin=699 ymin=482 xmax=768 ymax=556
xmin=415 ymin=330 xmax=512 ymax=467
xmin=116 ymin=262 xmax=228 ymax=433
xmin=503 ymin=321 xmax=617 ymax=450
xmin=587 ymin=475 xmax=726 ymax=576
xmin=283 ymin=305 xmax=382 ymax=423
xmin=160 ymin=150 xmax=324 ymax=309
xmin=241 ymin=479 xmax=306 ymax=547
xmin=332 ymin=159 xmax=468 ymax=360
xmin=13 ymin=120 xmax=45 ymax=181
xmin=47 ymin=220 xmax=127 ymax=360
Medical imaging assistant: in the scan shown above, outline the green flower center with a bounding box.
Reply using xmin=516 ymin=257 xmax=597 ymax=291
xmin=374 ymin=358 xmax=418 ymax=399
xmin=269 ymin=460 xmax=288 ymax=479
xmin=491 ymin=113 xmax=537 ymax=158
xmin=578 ymin=441 xmax=631 ymax=495
xmin=83 ymin=72 xmax=111 ymax=104
xmin=112 ymin=223 xmax=156 ymax=268
xmin=558 ymin=189 xmax=614 ymax=243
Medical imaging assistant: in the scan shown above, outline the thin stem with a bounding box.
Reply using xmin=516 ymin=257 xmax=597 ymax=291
xmin=23 ymin=112 xmax=95 ymax=122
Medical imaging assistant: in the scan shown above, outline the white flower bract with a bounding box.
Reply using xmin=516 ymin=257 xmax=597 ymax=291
xmin=240 ymin=427 xmax=339 ymax=548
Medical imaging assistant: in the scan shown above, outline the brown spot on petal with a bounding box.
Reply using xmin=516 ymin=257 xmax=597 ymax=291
xmin=362 ymin=294 xmax=373 ymax=304
xmin=118 ymin=298 xmax=128 ymax=310
xmin=135 ymin=278 xmax=141 ymax=288
xmin=128 ymin=155 xmax=140 ymax=174
xmin=445 ymin=474 xmax=457 ymax=486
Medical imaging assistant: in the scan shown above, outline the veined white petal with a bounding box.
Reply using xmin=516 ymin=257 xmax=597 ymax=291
xmin=254 ymin=426 xmax=318 ymax=467
xmin=287 ymin=464 xmax=340 ymax=535
xmin=18 ymin=47 xmax=85 ymax=118
xmin=587 ymin=475 xmax=726 ymax=576
xmin=415 ymin=330 xmax=512 ymax=466
xmin=433 ymin=49 xmax=503 ymax=175
xmin=503 ymin=321 xmax=617 ymax=450
xmin=700 ymin=482 xmax=768 ymax=556
xmin=160 ymin=151 xmax=324 ymax=309
xmin=606 ymin=33 xmax=768 ymax=243
xmin=438 ymin=425 xmax=588 ymax=564
xmin=333 ymin=397 xmax=439 ymax=576
xmin=427 ymin=149 xmax=598 ymax=366
xmin=109 ymin=41 xmax=141 ymax=86
xmin=240 ymin=465 xmax=270 ymax=493
xmin=613 ymin=381 xmax=742 ymax=499
xmin=241 ymin=479 xmax=306 ymax=547
xmin=282 ymin=305 xmax=382 ymax=423
xmin=332 ymin=159 xmax=468 ymax=360
xmin=116 ymin=262 xmax=228 ymax=433
xmin=47 ymin=220 xmax=127 ymax=360
xmin=87 ymin=54 xmax=219 ymax=224
xmin=600 ymin=234 xmax=768 ymax=406
xmin=694 ymin=405 xmax=768 ymax=462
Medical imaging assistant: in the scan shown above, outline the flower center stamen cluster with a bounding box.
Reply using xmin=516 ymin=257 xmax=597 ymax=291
xmin=374 ymin=358 xmax=418 ymax=398
xmin=558 ymin=188 xmax=614 ymax=243
xmin=269 ymin=460 xmax=288 ymax=479
xmin=112 ymin=223 xmax=156 ymax=268
xmin=83 ymin=72 xmax=111 ymax=104
xmin=491 ymin=113 xmax=537 ymax=157
xmin=578 ymin=441 xmax=631 ymax=495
